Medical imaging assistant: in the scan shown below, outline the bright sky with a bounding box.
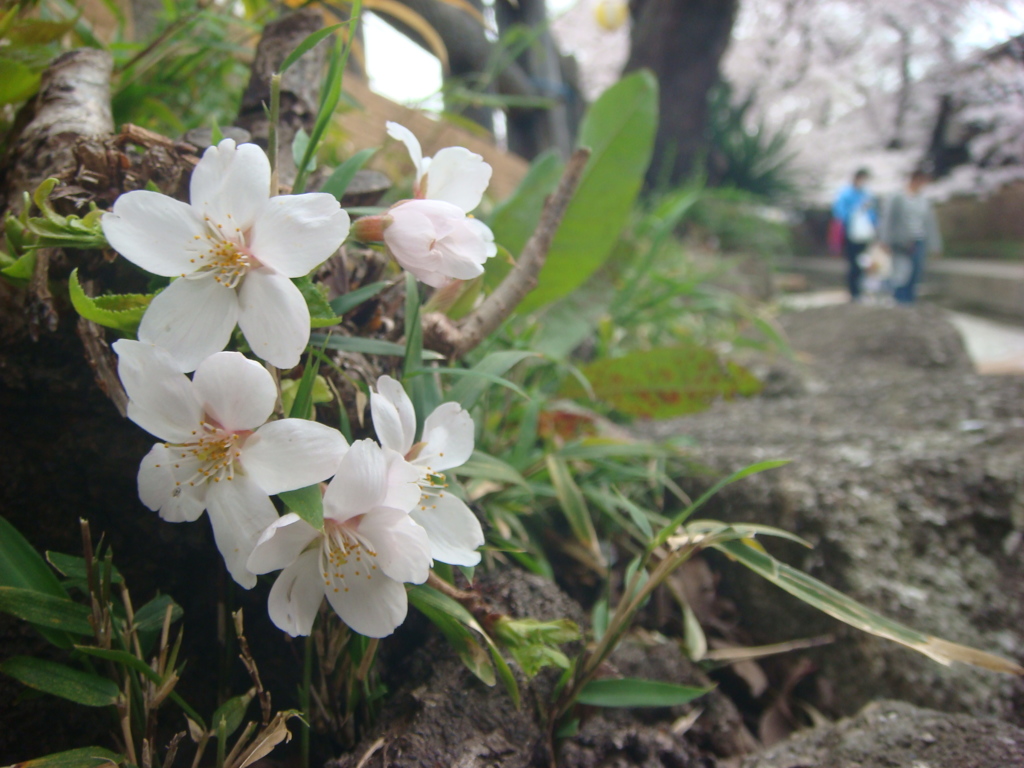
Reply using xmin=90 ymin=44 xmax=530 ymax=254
xmin=363 ymin=11 xmax=443 ymax=109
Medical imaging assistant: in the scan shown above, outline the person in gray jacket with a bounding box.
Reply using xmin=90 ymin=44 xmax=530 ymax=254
xmin=879 ymin=168 xmax=944 ymax=304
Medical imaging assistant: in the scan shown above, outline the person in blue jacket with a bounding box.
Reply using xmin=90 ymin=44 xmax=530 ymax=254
xmin=832 ymin=168 xmax=877 ymax=302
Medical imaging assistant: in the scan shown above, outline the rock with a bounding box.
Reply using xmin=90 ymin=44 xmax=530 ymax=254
xmin=740 ymin=699 xmax=1024 ymax=768
xmin=640 ymin=304 xmax=1024 ymax=723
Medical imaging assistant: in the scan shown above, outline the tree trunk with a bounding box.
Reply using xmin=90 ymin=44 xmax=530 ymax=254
xmin=495 ymin=0 xmax=580 ymax=160
xmin=623 ymin=0 xmax=739 ymax=188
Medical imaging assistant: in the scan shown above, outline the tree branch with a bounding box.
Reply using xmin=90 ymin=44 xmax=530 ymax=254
xmin=1 ymin=48 xmax=114 ymax=216
xmin=422 ymin=147 xmax=590 ymax=358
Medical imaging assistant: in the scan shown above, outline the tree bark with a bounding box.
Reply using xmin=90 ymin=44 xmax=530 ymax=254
xmin=236 ymin=9 xmax=329 ymax=188
xmin=0 ymin=49 xmax=114 ymax=216
xmin=623 ymin=0 xmax=739 ymax=188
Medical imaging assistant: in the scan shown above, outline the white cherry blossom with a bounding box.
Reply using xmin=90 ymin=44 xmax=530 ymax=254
xmin=247 ymin=439 xmax=431 ymax=638
xmin=103 ymin=139 xmax=351 ymax=372
xmin=386 ymin=121 xmax=492 ymax=212
xmin=114 ymin=340 xmax=349 ymax=588
xmin=370 ymin=375 xmax=484 ymax=567
xmin=383 ymin=199 xmax=497 ymax=288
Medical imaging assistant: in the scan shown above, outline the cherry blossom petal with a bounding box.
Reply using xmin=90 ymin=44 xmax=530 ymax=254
xmin=382 ymin=449 xmax=423 ymax=512
xmin=248 ymin=513 xmax=320 ymax=574
xmin=138 ymin=443 xmax=207 ymax=522
xmin=417 ymin=402 xmax=475 ymax=472
xmin=206 ymin=476 xmax=279 ymax=589
xmin=434 ymin=218 xmax=493 ymax=278
xmin=138 ymin=274 xmax=239 ymax=373
xmin=189 ymin=139 xmax=270 ymax=232
xmin=382 ymin=207 xmax=438 ymax=273
xmin=324 ymin=552 xmax=409 ymax=638
xmin=115 ymin=340 xmax=203 ymax=442
xmin=410 ymin=493 xmax=483 ymax=567
xmin=386 ymin=121 xmax=425 ymax=182
xmin=424 ymin=147 xmax=492 ymax=212
xmin=102 ymin=191 xmax=207 ymax=277
xmin=267 ymin=549 xmax=324 ymax=637
xmin=190 ymin=351 xmax=277 ymax=431
xmin=357 ymin=507 xmax=431 ymax=584
xmin=243 ymin=420 xmax=349 ymax=495
xmin=237 ymin=269 xmax=310 ymax=370
xmin=323 ymin=440 xmax=389 ymax=523
xmin=371 ymin=375 xmax=416 ymax=454
xmin=248 ymin=195 xmax=350 ymax=276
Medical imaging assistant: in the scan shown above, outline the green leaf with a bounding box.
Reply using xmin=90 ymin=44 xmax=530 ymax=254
xmin=1 ymin=250 xmax=36 ymax=281
xmin=68 ymin=269 xmax=152 ymax=334
xmin=288 ymin=347 xmax=323 ymax=419
xmin=408 ymin=586 xmax=497 ymax=687
xmin=715 ymin=538 xmax=1024 ymax=675
xmin=403 ymin=271 xmax=423 ymax=380
xmin=488 ymin=149 xmax=563 ymax=281
xmin=329 ymin=280 xmax=389 ymax=315
xmin=458 ymin=451 xmax=530 ymax=490
xmin=0 ymin=587 xmax=94 ymax=636
xmin=212 ymin=690 xmax=254 ymax=740
xmin=320 ymin=148 xmax=378 ymax=200
xmin=0 ymin=516 xmax=70 ymax=647
xmin=652 ymin=460 xmax=790 ymax=548
xmin=293 ymin=32 xmax=350 ymax=193
xmin=74 ymin=646 xmax=206 ymax=729
xmin=281 ymin=375 xmax=331 ymax=420
xmin=279 ymin=485 xmax=324 ymax=530
xmin=576 ymin=678 xmax=710 ymax=708
xmin=517 ymin=71 xmax=658 ymax=313
xmin=133 ymin=594 xmax=183 ymax=633
xmin=559 ymin=342 xmax=762 ymax=419
xmin=4 ymin=746 xmax=122 ymax=768
xmin=291 ymin=129 xmax=316 ymax=174
xmin=0 ymin=657 xmax=119 ymax=707
xmin=546 ymin=455 xmax=599 ymax=555
xmin=445 ymin=351 xmax=537 ymax=410
xmin=292 ymin=275 xmax=341 ymax=328
xmin=46 ymin=552 xmax=123 ymax=585
xmin=310 ymin=333 xmax=444 ymax=360
xmin=8 ymin=17 xmax=79 ymax=45
xmin=279 ymin=23 xmax=345 ymax=74
xmin=0 ymin=57 xmax=40 ymax=105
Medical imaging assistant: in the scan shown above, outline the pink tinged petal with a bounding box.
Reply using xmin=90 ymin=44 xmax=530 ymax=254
xmin=243 ymin=420 xmax=349 ymax=495
xmin=236 ymin=269 xmax=310 ymax=370
xmin=382 ymin=450 xmax=423 ymax=512
xmin=267 ymin=550 xmax=324 ymax=637
xmin=417 ymin=402 xmax=475 ymax=472
xmin=138 ymin=443 xmax=208 ymax=523
xmin=102 ymin=191 xmax=207 ymax=277
xmin=371 ymin=375 xmax=416 ymax=454
xmin=115 ymin=340 xmax=203 ymax=441
xmin=424 ymin=147 xmax=492 ymax=212
xmin=137 ymin=274 xmax=239 ymax=373
xmin=249 ymin=195 xmax=350 ymax=276
xmin=467 ymin=218 xmax=497 ymax=259
xmin=192 ymin=351 xmax=276 ymax=431
xmin=247 ymin=513 xmax=320 ymax=574
xmin=189 ymin=140 xmax=270 ymax=232
xmin=356 ymin=507 xmax=431 ymax=584
xmin=410 ymin=493 xmax=483 ymax=567
xmin=386 ymin=121 xmax=425 ymax=182
xmin=382 ymin=206 xmax=440 ymax=276
xmin=324 ymin=553 xmax=409 ymax=639
xmin=322 ymin=439 xmax=388 ymax=523
xmin=206 ymin=476 xmax=279 ymax=589
xmin=433 ymin=220 xmax=492 ymax=279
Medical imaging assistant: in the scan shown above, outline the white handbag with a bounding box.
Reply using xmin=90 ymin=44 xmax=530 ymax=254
xmin=848 ymin=207 xmax=876 ymax=243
